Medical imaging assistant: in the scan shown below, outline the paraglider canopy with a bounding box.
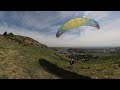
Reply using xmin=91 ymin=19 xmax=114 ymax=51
xmin=56 ymin=17 xmax=100 ymax=38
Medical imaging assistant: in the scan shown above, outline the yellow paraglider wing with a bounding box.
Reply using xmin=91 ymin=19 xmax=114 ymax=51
xmin=56 ymin=17 xmax=100 ymax=38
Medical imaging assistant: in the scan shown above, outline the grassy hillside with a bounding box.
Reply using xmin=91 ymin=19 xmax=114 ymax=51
xmin=0 ymin=34 xmax=90 ymax=79
xmin=1 ymin=33 xmax=120 ymax=79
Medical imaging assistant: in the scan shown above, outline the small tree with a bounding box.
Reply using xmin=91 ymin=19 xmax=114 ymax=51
xmin=3 ymin=32 xmax=7 ymax=35
xmin=8 ymin=32 xmax=14 ymax=36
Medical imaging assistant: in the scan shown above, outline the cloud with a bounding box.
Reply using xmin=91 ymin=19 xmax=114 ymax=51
xmin=43 ymin=11 xmax=120 ymax=47
xmin=0 ymin=11 xmax=119 ymax=47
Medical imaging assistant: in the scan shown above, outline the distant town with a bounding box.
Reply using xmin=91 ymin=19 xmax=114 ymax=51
xmin=51 ymin=47 xmax=120 ymax=61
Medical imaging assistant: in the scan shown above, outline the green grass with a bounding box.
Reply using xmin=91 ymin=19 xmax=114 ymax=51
xmin=0 ymin=35 xmax=120 ymax=79
xmin=0 ymin=35 xmax=79 ymax=79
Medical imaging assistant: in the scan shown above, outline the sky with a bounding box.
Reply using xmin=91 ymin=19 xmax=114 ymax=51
xmin=0 ymin=11 xmax=120 ymax=47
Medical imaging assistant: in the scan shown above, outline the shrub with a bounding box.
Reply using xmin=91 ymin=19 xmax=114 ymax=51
xmin=3 ymin=32 xmax=7 ymax=35
xmin=8 ymin=32 xmax=14 ymax=36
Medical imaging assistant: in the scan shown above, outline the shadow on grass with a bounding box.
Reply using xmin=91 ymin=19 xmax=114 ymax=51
xmin=38 ymin=59 xmax=91 ymax=79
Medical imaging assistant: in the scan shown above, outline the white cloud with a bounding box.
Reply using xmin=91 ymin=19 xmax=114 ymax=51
xmin=0 ymin=11 xmax=120 ymax=47
xmin=42 ymin=11 xmax=120 ymax=47
xmin=83 ymin=11 xmax=112 ymax=20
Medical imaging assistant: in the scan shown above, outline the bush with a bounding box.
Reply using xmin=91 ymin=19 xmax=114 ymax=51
xmin=3 ymin=32 xmax=7 ymax=35
xmin=8 ymin=32 xmax=14 ymax=36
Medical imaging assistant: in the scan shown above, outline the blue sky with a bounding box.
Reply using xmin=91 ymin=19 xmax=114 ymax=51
xmin=0 ymin=11 xmax=120 ymax=47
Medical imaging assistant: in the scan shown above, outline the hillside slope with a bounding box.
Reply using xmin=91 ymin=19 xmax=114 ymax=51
xmin=0 ymin=34 xmax=90 ymax=79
